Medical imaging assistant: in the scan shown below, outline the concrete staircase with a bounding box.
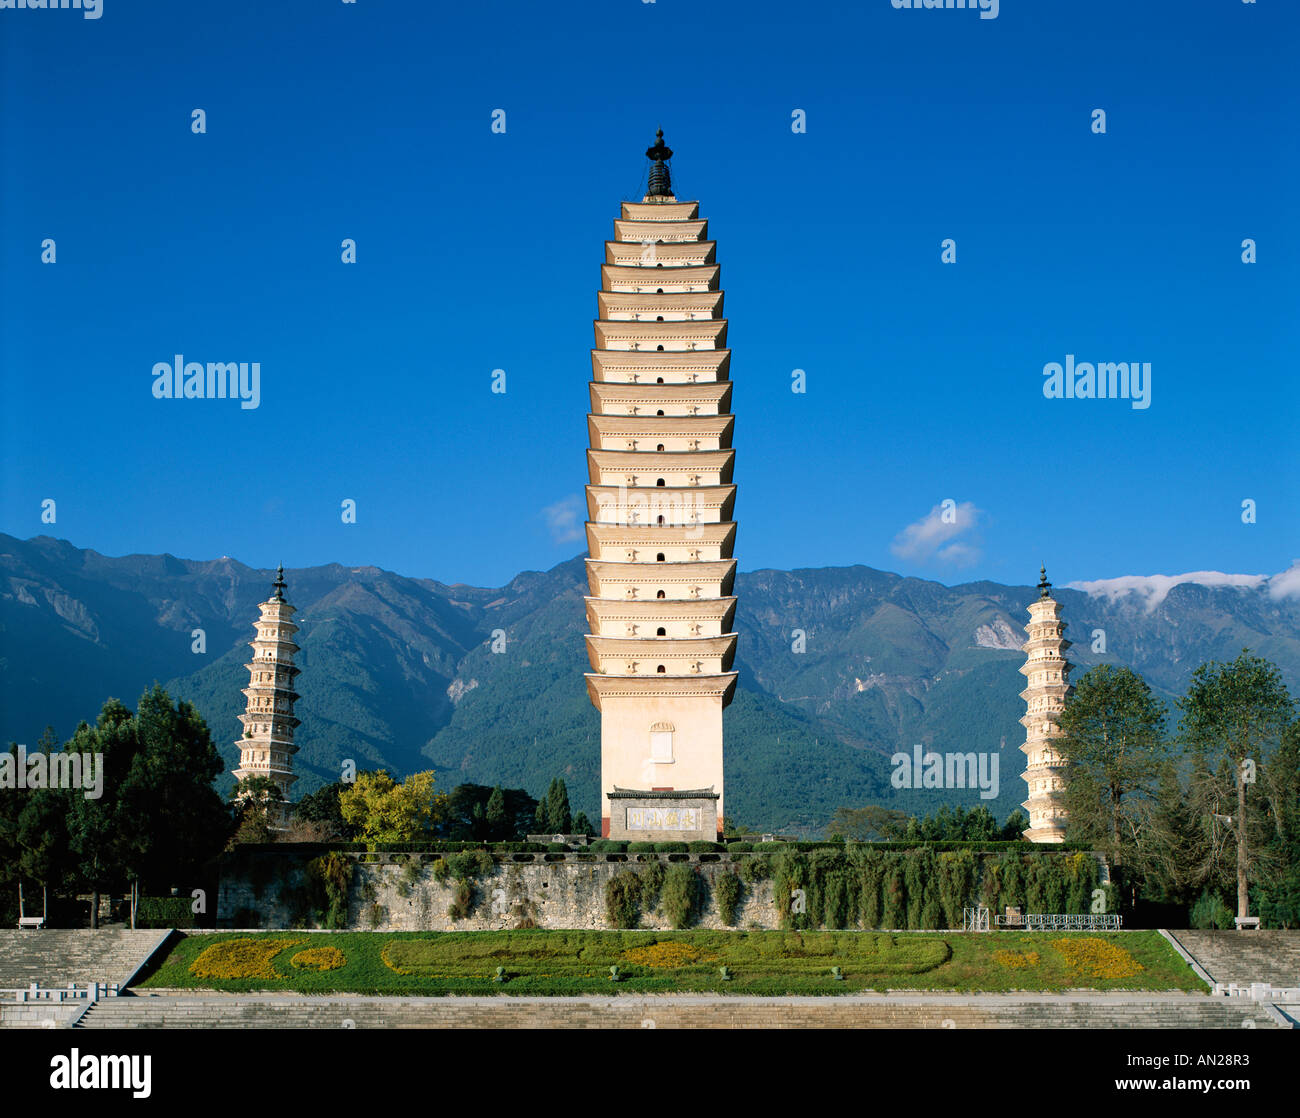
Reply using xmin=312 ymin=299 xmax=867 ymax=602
xmin=0 ymin=930 xmax=173 ymax=990
xmin=1168 ymin=931 xmax=1300 ymax=987
xmin=75 ymin=991 xmax=1282 ymax=1029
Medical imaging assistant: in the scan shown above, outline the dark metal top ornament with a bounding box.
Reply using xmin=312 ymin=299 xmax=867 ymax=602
xmin=645 ymin=128 xmax=673 ymax=197
xmin=1037 ymin=564 xmax=1052 ymax=599
xmin=272 ymin=563 xmax=286 ymax=600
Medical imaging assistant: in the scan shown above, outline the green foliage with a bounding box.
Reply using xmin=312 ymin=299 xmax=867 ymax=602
xmin=605 ymin=871 xmax=642 ymax=928
xmin=339 ymin=770 xmax=444 ymax=845
xmin=1190 ymin=888 xmax=1235 ymax=930
xmin=134 ymin=895 xmax=196 ymax=928
xmin=444 ymin=850 xmax=493 ymax=882
xmin=639 ymin=861 xmax=665 ymax=911
xmin=447 ymin=880 xmax=474 ymax=921
xmin=714 ymin=871 xmax=742 ymax=926
xmin=739 ymin=855 xmax=770 ymax=884
xmin=536 ymin=778 xmax=573 ymax=835
xmin=303 ymin=851 xmax=354 ymax=929
xmin=1058 ymin=665 xmax=1170 ymax=875
xmin=1179 ymin=651 xmax=1295 ymax=921
xmin=661 ymin=865 xmax=700 ymax=929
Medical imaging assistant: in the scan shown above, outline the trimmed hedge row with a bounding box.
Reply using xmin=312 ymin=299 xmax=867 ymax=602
xmin=231 ymin=839 xmax=1097 ymax=857
xmin=135 ymin=896 xmax=196 ymax=929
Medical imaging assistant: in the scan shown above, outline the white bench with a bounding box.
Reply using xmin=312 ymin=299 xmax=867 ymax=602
xmin=17 ymin=916 xmax=45 ymax=930
xmin=1234 ymin=917 xmax=1261 ymax=931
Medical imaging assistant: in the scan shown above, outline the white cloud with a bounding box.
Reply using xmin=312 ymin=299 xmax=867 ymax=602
xmin=541 ymin=495 xmax=584 ymax=545
xmin=890 ymin=502 xmax=983 ymax=567
xmin=1266 ymin=560 xmax=1300 ymax=601
xmin=1068 ymin=570 xmax=1270 ymax=611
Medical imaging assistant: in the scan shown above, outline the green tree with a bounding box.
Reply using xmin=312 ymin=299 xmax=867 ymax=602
xmin=292 ymin=781 xmax=351 ymax=839
xmin=231 ymin=776 xmax=283 ymax=845
xmin=1138 ymin=764 xmax=1207 ymax=907
xmin=827 ymin=804 xmax=910 ymax=841
xmin=485 ymin=785 xmax=508 ymax=838
xmin=571 ymin=810 xmax=594 ymax=837
xmin=1178 ymin=651 xmax=1294 ymax=921
xmin=121 ymin=685 xmax=231 ymax=895
xmin=339 ymin=770 xmax=444 ymax=844
xmin=999 ymin=810 xmax=1029 ymax=840
xmin=538 ymin=777 xmax=572 ymax=834
xmin=1057 ymin=665 xmax=1169 ymax=888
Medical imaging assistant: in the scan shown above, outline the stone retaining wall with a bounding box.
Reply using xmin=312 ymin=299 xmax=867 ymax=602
xmin=217 ymin=852 xmax=777 ymax=931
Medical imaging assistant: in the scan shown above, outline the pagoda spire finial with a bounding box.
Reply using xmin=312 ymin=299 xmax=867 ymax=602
xmin=645 ymin=128 xmax=674 ymax=197
xmin=272 ymin=563 xmax=286 ymax=600
xmin=1037 ymin=563 xmax=1052 ymax=599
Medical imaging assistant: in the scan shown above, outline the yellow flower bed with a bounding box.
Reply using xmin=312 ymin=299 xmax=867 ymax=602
xmin=622 ymin=942 xmax=713 ymax=968
xmin=993 ymin=949 xmax=1039 ymax=969
xmin=1052 ymin=937 xmax=1144 ymax=979
xmin=190 ymin=938 xmax=304 ymax=981
xmin=290 ymin=946 xmax=347 ymax=972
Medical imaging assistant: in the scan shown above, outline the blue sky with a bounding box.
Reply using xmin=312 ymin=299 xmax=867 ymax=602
xmin=2 ymin=0 xmax=1296 ymax=592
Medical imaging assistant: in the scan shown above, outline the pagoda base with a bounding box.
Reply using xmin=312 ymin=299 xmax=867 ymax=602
xmin=605 ymin=787 xmax=720 ymax=842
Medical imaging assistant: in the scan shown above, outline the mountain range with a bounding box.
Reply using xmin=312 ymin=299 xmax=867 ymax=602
xmin=3 ymin=532 xmax=1298 ymax=834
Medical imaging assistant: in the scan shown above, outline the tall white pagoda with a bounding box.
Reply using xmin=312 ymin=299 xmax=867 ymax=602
xmin=1018 ymin=566 xmax=1072 ymax=843
xmin=233 ymin=564 xmax=301 ymax=826
xmin=584 ymin=132 xmax=738 ymax=840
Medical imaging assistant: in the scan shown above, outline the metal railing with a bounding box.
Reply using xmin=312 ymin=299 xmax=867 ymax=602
xmin=994 ymin=913 xmax=1122 ymax=931
xmin=0 ymin=982 xmax=120 ymax=1003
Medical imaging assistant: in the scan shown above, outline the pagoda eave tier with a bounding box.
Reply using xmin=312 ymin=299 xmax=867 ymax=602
xmin=612 ymin=218 xmax=708 ymax=242
xmin=584 ymin=595 xmax=737 ymax=626
xmin=587 ymin=414 xmax=734 ymax=445
xmin=585 ymin=484 xmax=736 ymax=522
xmin=587 ymin=447 xmax=734 ymax=477
xmin=600 ymin=264 xmax=719 ymax=292
xmin=605 ymin=241 xmax=715 ymax=267
xmin=598 ymin=291 xmax=724 ymax=319
xmin=584 ymin=671 xmax=738 ymax=710
xmin=593 ymin=322 xmax=728 ymax=351
xmin=584 ymin=633 xmax=738 ymax=670
xmin=591 ymin=348 xmax=730 ymax=381
xmin=620 ymin=200 xmax=699 ymax=221
xmin=585 ymin=556 xmax=736 ymax=589
xmin=585 ymin=521 xmax=736 ymax=549
xmin=589 ymin=380 xmax=732 ymax=412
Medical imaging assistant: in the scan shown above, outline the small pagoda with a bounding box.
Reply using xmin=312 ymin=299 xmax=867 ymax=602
xmin=1018 ymin=565 xmax=1073 ymax=842
xmin=232 ymin=564 xmax=301 ymax=827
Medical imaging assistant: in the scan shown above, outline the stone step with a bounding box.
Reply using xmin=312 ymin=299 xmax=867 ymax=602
xmin=0 ymin=930 xmax=173 ymax=990
xmin=74 ymin=994 xmax=1284 ymax=1029
xmin=1169 ymin=931 xmax=1300 ymax=987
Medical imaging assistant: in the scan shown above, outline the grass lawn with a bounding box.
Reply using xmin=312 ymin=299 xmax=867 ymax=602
xmin=137 ymin=929 xmax=1207 ymax=996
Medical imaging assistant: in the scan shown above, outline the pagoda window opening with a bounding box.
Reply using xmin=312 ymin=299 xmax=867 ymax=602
xmin=656 ymin=345 xmax=664 ymax=351
xmin=656 ymin=410 xmax=665 ymax=416
xmin=657 ymin=627 xmax=666 ymax=636
xmin=656 ymin=316 xmax=664 ymax=322
xmin=656 ymin=665 xmax=666 ymax=673
xmin=657 ymin=515 xmax=666 ymax=526
xmin=656 ymin=553 xmax=665 ymax=561
xmin=657 ymin=443 xmax=665 ymax=450
xmin=657 ymin=288 xmax=664 ymax=293
xmin=656 ymin=378 xmax=664 ymax=384
xmin=656 ymin=590 xmax=666 ymax=599
xmin=656 ymin=478 xmax=665 ymax=486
